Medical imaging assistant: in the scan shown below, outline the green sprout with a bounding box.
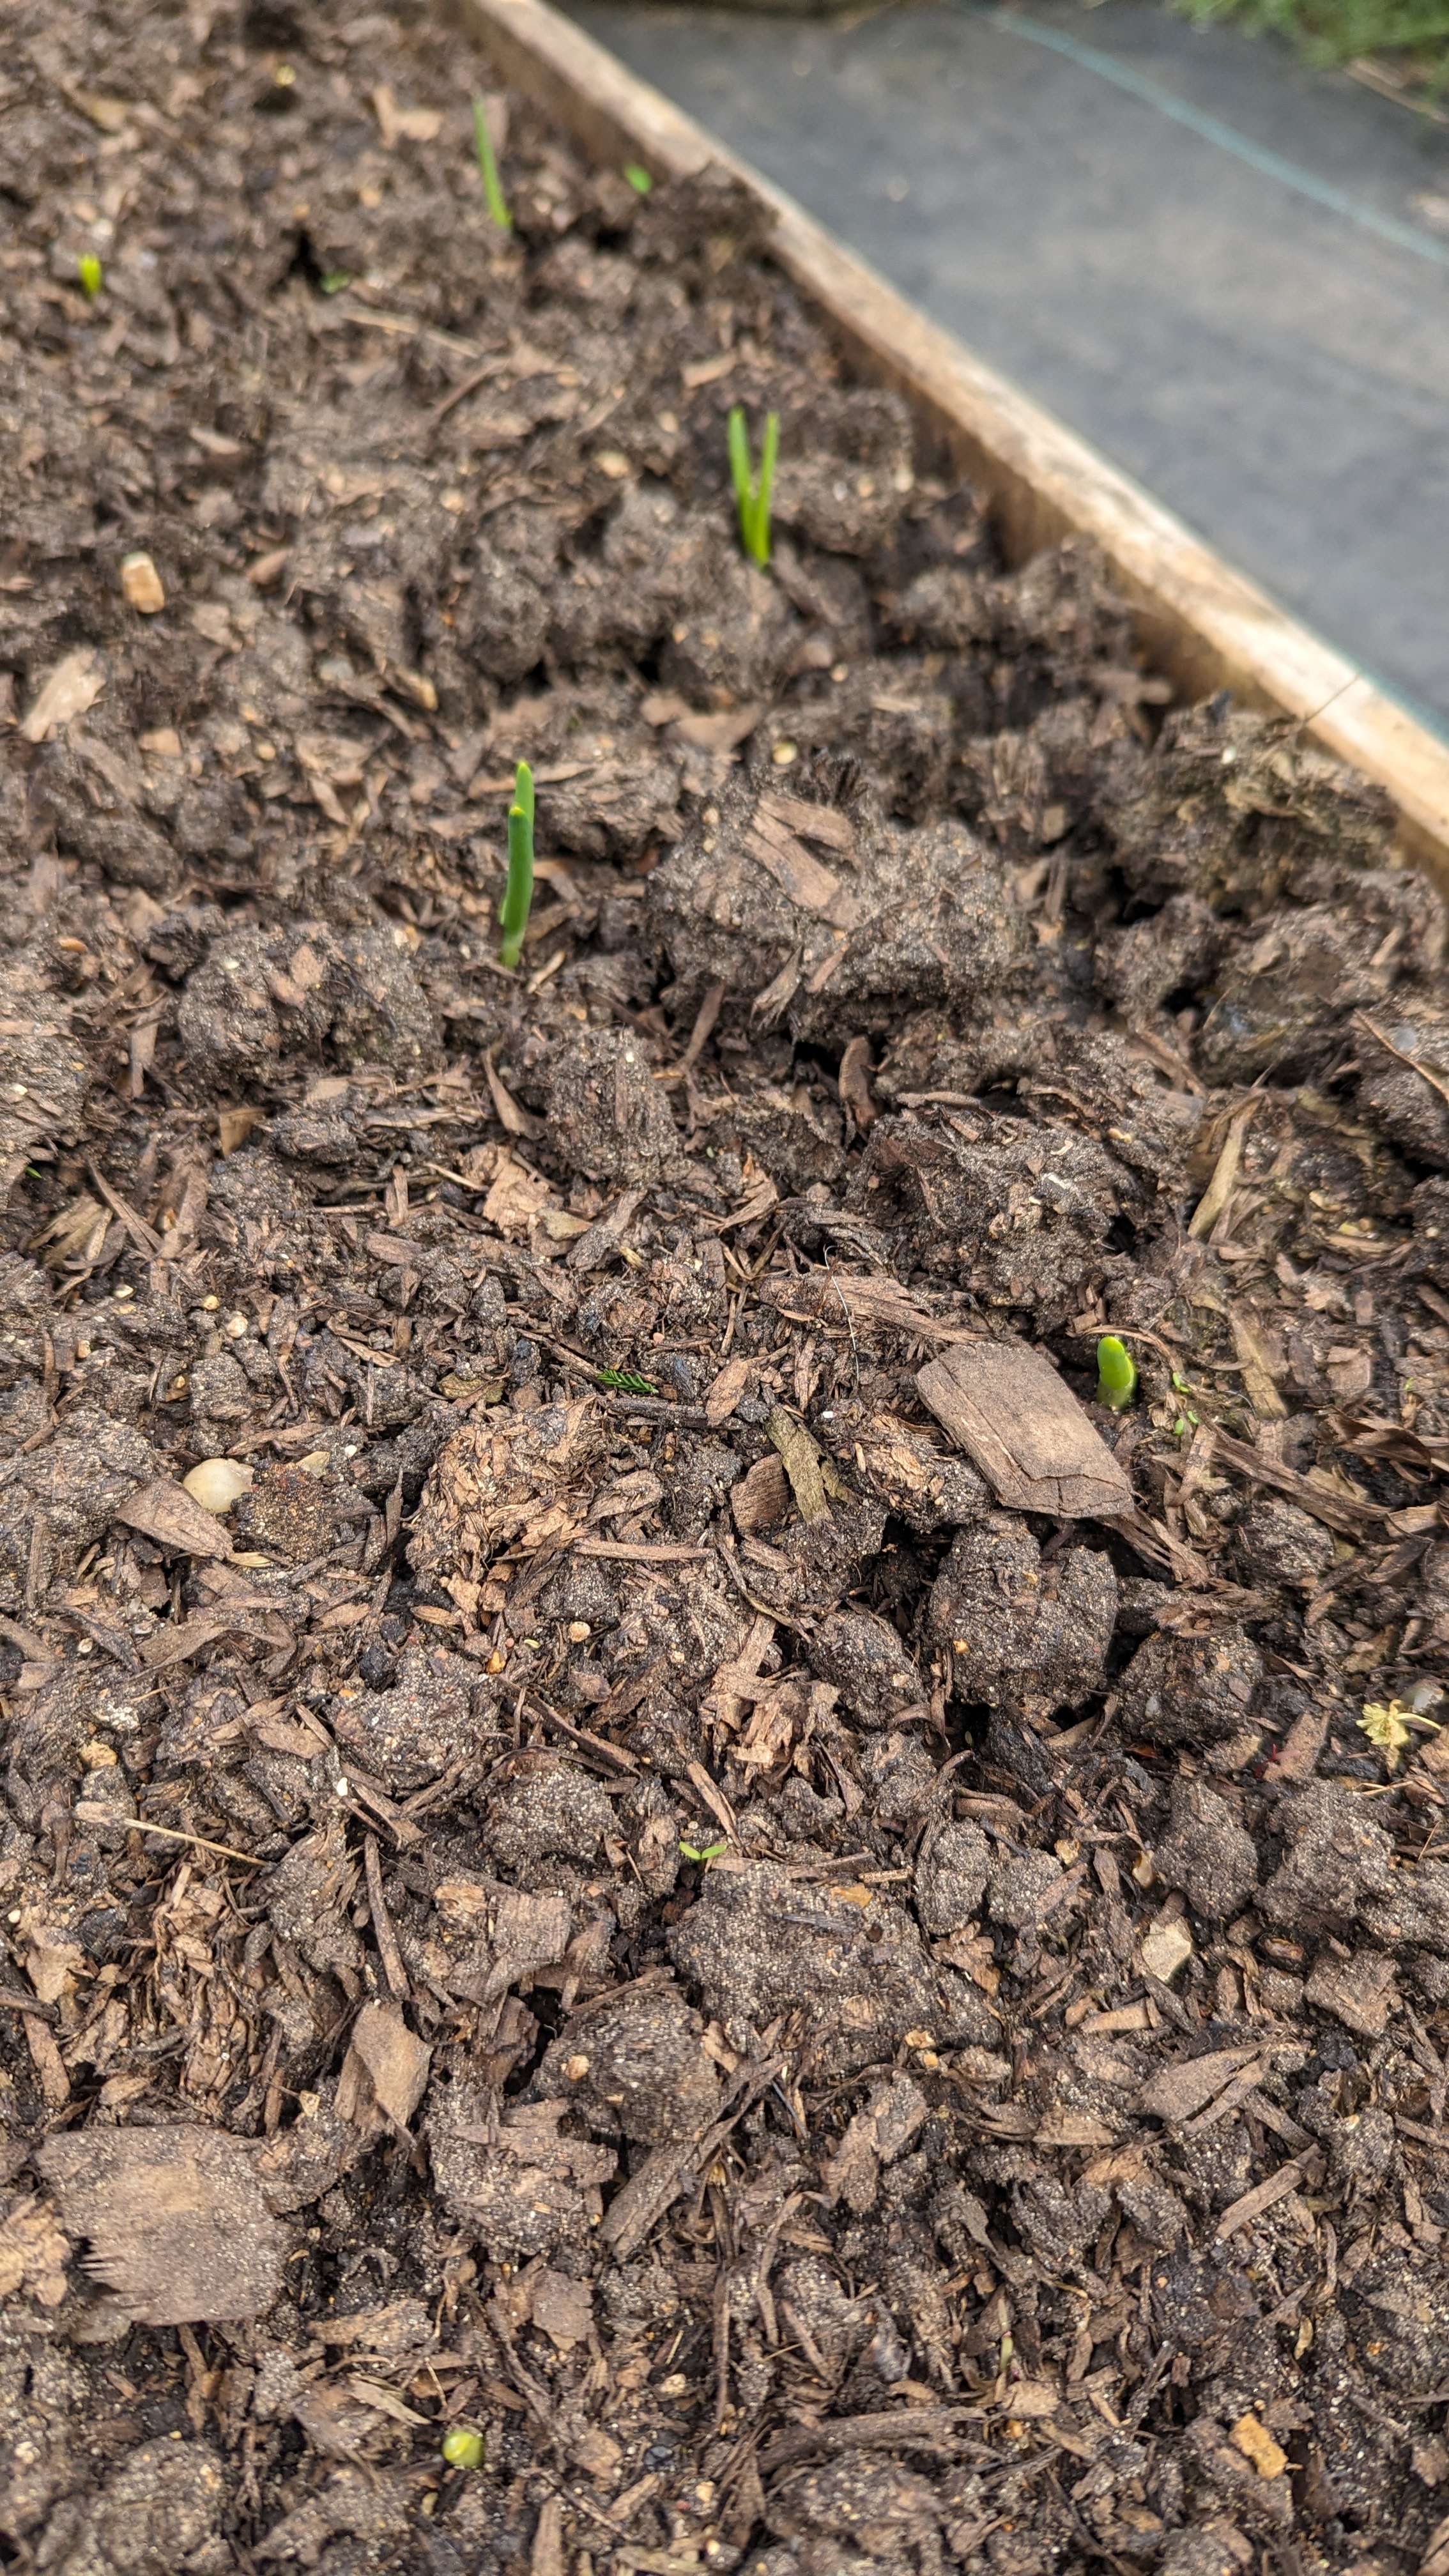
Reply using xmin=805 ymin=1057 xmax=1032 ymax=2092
xmin=727 ymin=406 xmax=779 ymax=569
xmin=595 ymin=1368 xmax=658 ymax=1395
xmin=441 ymin=2425 xmax=485 ymax=2471
xmin=77 ymin=253 xmax=104 ymax=302
xmin=1095 ymin=1335 xmax=1138 ymax=1412
xmin=319 ymin=270 xmax=352 ymax=295
xmin=497 ymin=760 xmax=534 ymax=971
xmin=679 ymin=1837 xmax=728 ymax=1864
xmin=472 ymin=95 xmax=512 ymax=232
xmin=623 ymin=162 xmax=653 ymax=194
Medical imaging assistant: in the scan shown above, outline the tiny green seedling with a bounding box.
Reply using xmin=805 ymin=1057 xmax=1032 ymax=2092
xmin=319 ymin=270 xmax=351 ymax=296
xmin=679 ymin=1837 xmax=728 ymax=1864
xmin=623 ymin=162 xmax=652 ymax=194
xmin=441 ymin=2425 xmax=485 ymax=2471
xmin=727 ymin=405 xmax=779 ymax=569
xmin=1095 ymin=1335 xmax=1138 ymax=1412
xmin=77 ymin=253 xmax=103 ymax=302
xmin=595 ymin=1367 xmax=658 ymax=1395
xmin=472 ymin=95 xmax=512 ymax=232
xmin=497 ymin=760 xmax=534 ymax=970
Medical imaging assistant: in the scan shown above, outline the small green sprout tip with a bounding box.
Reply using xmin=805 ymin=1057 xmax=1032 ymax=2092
xmin=726 ymin=404 xmax=779 ymax=569
xmin=623 ymin=162 xmax=652 ymax=193
xmin=319 ymin=270 xmax=351 ymax=296
xmin=679 ymin=1837 xmax=728 ymax=1864
xmin=497 ymin=759 xmax=534 ymax=971
xmin=1095 ymin=1335 xmax=1138 ymax=1413
xmin=473 ymin=95 xmax=512 ymax=231
xmin=595 ymin=1368 xmax=658 ymax=1395
xmin=441 ymin=2425 xmax=485 ymax=2472
xmin=77 ymin=253 xmax=103 ymax=302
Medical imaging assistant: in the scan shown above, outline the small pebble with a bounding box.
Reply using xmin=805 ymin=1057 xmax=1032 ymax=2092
xmin=120 ymin=551 xmax=165 ymax=614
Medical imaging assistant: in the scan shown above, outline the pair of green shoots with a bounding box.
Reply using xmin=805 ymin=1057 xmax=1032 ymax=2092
xmin=472 ymin=93 xmax=652 ymax=231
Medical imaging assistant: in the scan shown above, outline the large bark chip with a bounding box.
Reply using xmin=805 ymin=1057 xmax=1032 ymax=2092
xmin=36 ymin=2124 xmax=284 ymax=2324
xmin=916 ymin=1340 xmax=1133 ymax=1519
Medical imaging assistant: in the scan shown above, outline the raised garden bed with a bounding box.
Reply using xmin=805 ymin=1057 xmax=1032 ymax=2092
xmin=6 ymin=1 xmax=1449 ymax=2571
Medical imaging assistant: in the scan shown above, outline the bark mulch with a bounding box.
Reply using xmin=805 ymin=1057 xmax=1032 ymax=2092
xmin=6 ymin=6 xmax=1449 ymax=2574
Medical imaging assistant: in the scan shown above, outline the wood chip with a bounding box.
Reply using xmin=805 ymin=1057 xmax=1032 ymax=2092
xmin=765 ymin=1406 xmax=834 ymax=1522
xmin=838 ymin=1034 xmax=878 ymax=1128
xmin=1230 ymin=2413 xmax=1287 ymax=2478
xmin=21 ymin=649 xmax=104 ymax=744
xmin=746 ymin=810 xmax=861 ymax=928
xmin=337 ymin=1998 xmax=431 ymax=2135
xmin=36 ymin=2126 xmax=284 ymax=2323
xmin=730 ymin=1453 xmax=791 ymax=1536
xmin=572 ymin=1538 xmax=709 ymax=1563
xmin=1303 ymin=1947 xmax=1397 ymax=2039
xmin=1188 ymin=1096 xmax=1259 ymax=1239
xmin=1230 ymin=1310 xmax=1287 ymax=1419
xmin=916 ymin=1340 xmax=1133 ymax=1519
xmin=484 ymin=1050 xmax=542 ymax=1139
xmin=1213 ymin=1429 xmax=1383 ymax=1538
xmin=116 ymin=1477 xmax=237 ymax=1562
xmin=757 ymin=791 xmax=856 ymax=855
xmin=1140 ymin=1917 xmax=1193 ymax=1983
xmin=1138 ymin=2046 xmax=1261 ymax=2123
xmin=1213 ymin=2151 xmax=1318 ymax=2241
xmin=704 ymin=1356 xmax=753 ymax=1425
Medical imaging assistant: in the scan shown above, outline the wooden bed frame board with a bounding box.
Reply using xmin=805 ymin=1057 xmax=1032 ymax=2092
xmin=454 ymin=0 xmax=1449 ymax=884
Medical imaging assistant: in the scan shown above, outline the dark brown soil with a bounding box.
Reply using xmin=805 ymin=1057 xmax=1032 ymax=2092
xmin=4 ymin=8 xmax=1449 ymax=2575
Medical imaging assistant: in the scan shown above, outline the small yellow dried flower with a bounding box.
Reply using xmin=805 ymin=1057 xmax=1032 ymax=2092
xmin=1358 ymin=1699 xmax=1413 ymax=1770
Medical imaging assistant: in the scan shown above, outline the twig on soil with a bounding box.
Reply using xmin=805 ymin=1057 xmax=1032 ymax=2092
xmin=86 ymin=1160 xmax=161 ymax=1257
xmin=86 ymin=1815 xmax=265 ymax=1868
xmin=430 ymin=355 xmax=508 ymax=424
xmin=760 ymin=2406 xmax=990 ymax=2471
xmin=530 ymin=1701 xmax=639 ymax=1773
xmin=1187 ymin=1096 xmax=1261 ymax=1239
xmin=363 ymin=1832 xmax=411 ymax=1999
